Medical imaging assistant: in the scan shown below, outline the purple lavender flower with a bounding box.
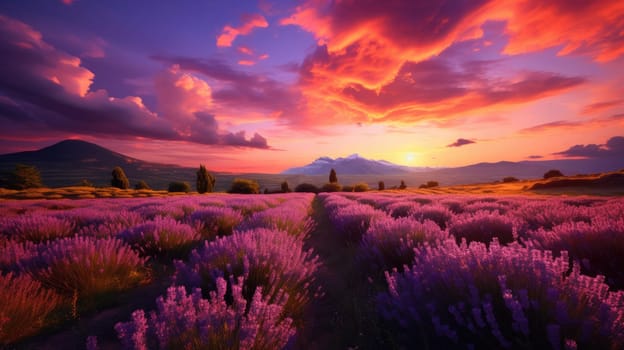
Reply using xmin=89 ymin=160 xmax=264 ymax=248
xmin=115 ymin=277 xmax=295 ymax=349
xmin=378 ymin=239 xmax=624 ymax=349
xmin=119 ymin=217 xmax=200 ymax=259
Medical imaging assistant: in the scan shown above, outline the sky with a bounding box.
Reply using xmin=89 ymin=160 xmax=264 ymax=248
xmin=0 ymin=0 xmax=623 ymax=173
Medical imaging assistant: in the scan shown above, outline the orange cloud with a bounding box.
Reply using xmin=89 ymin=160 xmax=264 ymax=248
xmin=238 ymin=60 xmax=255 ymax=66
xmin=280 ymin=0 xmax=622 ymax=128
xmin=216 ymin=13 xmax=268 ymax=47
xmin=501 ymin=0 xmax=624 ymax=62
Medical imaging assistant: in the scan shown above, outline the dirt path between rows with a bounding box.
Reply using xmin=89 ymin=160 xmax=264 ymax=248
xmin=296 ymin=196 xmax=390 ymax=350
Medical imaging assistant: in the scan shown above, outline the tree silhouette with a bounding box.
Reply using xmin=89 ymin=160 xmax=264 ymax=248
xmin=8 ymin=164 xmax=43 ymax=189
xmin=329 ymin=168 xmax=338 ymax=184
xmin=111 ymin=166 xmax=130 ymax=189
xmin=196 ymin=164 xmax=216 ymax=194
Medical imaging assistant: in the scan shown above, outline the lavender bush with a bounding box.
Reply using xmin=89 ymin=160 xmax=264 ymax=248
xmin=188 ymin=206 xmax=243 ymax=240
xmin=379 ymin=240 xmax=624 ymax=349
xmin=1 ymin=215 xmax=76 ymax=242
xmin=0 ymin=272 xmax=63 ymax=345
xmin=119 ymin=217 xmax=200 ymax=259
xmin=448 ymin=210 xmax=517 ymax=245
xmin=528 ymin=217 xmax=624 ymax=288
xmin=25 ymin=236 xmax=149 ymax=303
xmin=175 ymin=228 xmax=320 ymax=323
xmin=115 ymin=277 xmax=295 ymax=350
xmin=327 ymin=201 xmax=388 ymax=243
xmin=359 ymin=217 xmax=448 ymax=278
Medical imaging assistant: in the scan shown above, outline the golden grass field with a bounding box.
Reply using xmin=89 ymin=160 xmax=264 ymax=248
xmin=1 ymin=170 xmax=622 ymax=200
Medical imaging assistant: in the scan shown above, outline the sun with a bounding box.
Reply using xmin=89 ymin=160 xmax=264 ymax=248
xmin=405 ymin=152 xmax=416 ymax=164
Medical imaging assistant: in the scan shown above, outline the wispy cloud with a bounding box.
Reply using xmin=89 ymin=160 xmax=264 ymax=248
xmin=216 ymin=13 xmax=268 ymax=47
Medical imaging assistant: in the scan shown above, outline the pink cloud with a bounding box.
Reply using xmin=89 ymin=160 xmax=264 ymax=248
xmin=0 ymin=15 xmax=269 ymax=149
xmin=216 ymin=13 xmax=268 ymax=47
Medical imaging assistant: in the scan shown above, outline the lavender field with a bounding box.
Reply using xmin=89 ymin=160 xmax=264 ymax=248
xmin=1 ymin=192 xmax=623 ymax=349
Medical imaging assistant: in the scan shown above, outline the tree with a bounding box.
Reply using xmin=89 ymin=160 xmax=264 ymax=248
xmin=196 ymin=164 xmax=216 ymax=194
xmin=111 ymin=166 xmax=130 ymax=189
xmin=281 ymin=181 xmax=291 ymax=193
xmin=544 ymin=169 xmax=564 ymax=179
xmin=8 ymin=164 xmax=43 ymax=189
xmin=329 ymin=168 xmax=338 ymax=184
xmin=378 ymin=181 xmax=385 ymax=191
xmin=399 ymin=180 xmax=407 ymax=190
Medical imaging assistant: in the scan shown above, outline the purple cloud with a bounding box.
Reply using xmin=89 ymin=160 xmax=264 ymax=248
xmin=447 ymin=138 xmax=476 ymax=147
xmin=553 ymin=136 xmax=624 ymax=158
xmin=0 ymin=15 xmax=269 ymax=149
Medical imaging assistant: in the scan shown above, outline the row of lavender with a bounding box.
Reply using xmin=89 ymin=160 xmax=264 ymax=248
xmin=0 ymin=193 xmax=319 ymax=348
xmin=321 ymin=193 xmax=624 ymax=349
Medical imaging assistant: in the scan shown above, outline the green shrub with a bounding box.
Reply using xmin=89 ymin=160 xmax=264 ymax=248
xmin=196 ymin=164 xmax=216 ymax=194
xmin=321 ymin=182 xmax=342 ymax=192
xmin=342 ymin=185 xmax=354 ymax=192
xmin=111 ymin=166 xmax=130 ymax=189
xmin=419 ymin=181 xmax=439 ymax=189
xmin=8 ymin=164 xmax=43 ymax=190
xmin=378 ymin=181 xmax=385 ymax=191
xmin=168 ymin=181 xmax=191 ymax=193
xmin=294 ymin=183 xmax=319 ymax=193
xmin=228 ymin=178 xmax=260 ymax=194
xmin=544 ymin=169 xmax=564 ymax=179
xmin=353 ymin=182 xmax=369 ymax=192
xmin=502 ymin=176 xmax=519 ymax=183
xmin=134 ymin=180 xmax=151 ymax=190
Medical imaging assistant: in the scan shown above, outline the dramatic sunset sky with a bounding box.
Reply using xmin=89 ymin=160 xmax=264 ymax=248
xmin=0 ymin=1 xmax=623 ymax=173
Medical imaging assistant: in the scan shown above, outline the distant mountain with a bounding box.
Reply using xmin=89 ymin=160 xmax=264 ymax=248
xmin=0 ymin=139 xmax=197 ymax=189
xmin=281 ymin=154 xmax=424 ymax=175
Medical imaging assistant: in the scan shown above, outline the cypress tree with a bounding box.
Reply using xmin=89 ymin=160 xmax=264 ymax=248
xmin=196 ymin=164 xmax=216 ymax=194
xmin=329 ymin=168 xmax=338 ymax=184
xmin=111 ymin=166 xmax=130 ymax=189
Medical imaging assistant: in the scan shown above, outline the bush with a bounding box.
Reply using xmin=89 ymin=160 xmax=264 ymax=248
xmin=419 ymin=181 xmax=439 ymax=188
xmin=342 ymin=185 xmax=354 ymax=192
xmin=134 ymin=180 xmax=150 ymax=190
xmin=77 ymin=179 xmax=94 ymax=187
xmin=378 ymin=240 xmax=624 ymax=349
xmin=115 ymin=278 xmax=295 ymax=350
xmin=168 ymin=181 xmax=190 ymax=193
xmin=174 ymin=228 xmax=319 ymax=323
xmin=8 ymin=164 xmax=43 ymax=190
xmin=119 ymin=217 xmax=200 ymax=259
xmin=196 ymin=164 xmax=216 ymax=194
xmin=294 ymin=183 xmax=319 ymax=193
xmin=25 ymin=237 xmax=149 ymax=308
xmin=353 ymin=182 xmax=369 ymax=192
xmin=321 ymin=182 xmax=342 ymax=192
xmin=1 ymin=215 xmax=76 ymax=243
xmin=188 ymin=207 xmax=243 ymax=240
xmin=0 ymin=273 xmax=63 ymax=345
xmin=502 ymin=176 xmax=519 ymax=183
xmin=111 ymin=166 xmax=130 ymax=189
xmin=227 ymin=179 xmax=260 ymax=194
xmin=378 ymin=181 xmax=385 ymax=191
xmin=448 ymin=211 xmax=516 ymax=245
xmin=544 ymin=169 xmax=564 ymax=179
